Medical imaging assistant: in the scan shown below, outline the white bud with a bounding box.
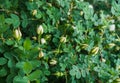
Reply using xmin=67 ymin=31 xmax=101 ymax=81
xmin=109 ymin=24 xmax=115 ymax=31
xmin=41 ymin=38 xmax=46 ymax=44
xmin=89 ymin=5 xmax=93 ymax=9
xmin=49 ymin=59 xmax=57 ymax=65
xmin=37 ymin=25 xmax=44 ymax=35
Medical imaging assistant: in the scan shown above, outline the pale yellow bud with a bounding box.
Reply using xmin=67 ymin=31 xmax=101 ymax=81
xmin=80 ymin=11 xmax=84 ymax=16
xmin=41 ymin=38 xmax=46 ymax=44
xmin=101 ymin=58 xmax=106 ymax=63
xmin=108 ymin=43 xmax=115 ymax=48
xmin=32 ymin=10 xmax=37 ymax=16
xmin=115 ymin=78 xmax=120 ymax=82
xmin=49 ymin=59 xmax=57 ymax=65
xmin=32 ymin=36 xmax=37 ymax=40
xmin=90 ymin=47 xmax=99 ymax=55
xmin=13 ymin=28 xmax=22 ymax=40
xmin=37 ymin=25 xmax=44 ymax=35
xmin=60 ymin=36 xmax=67 ymax=43
xmin=81 ymin=44 xmax=88 ymax=49
xmin=39 ymin=51 xmax=44 ymax=58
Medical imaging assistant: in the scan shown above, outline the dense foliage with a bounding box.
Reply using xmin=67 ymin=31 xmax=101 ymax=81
xmin=0 ymin=0 xmax=120 ymax=83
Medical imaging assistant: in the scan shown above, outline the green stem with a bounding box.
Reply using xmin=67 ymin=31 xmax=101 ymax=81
xmin=65 ymin=71 xmax=68 ymax=83
xmin=55 ymin=43 xmax=61 ymax=56
xmin=38 ymin=34 xmax=41 ymax=45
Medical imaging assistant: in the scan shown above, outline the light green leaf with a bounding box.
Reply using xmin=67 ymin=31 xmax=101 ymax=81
xmin=23 ymin=38 xmax=32 ymax=50
xmin=76 ymin=70 xmax=81 ymax=79
xmin=28 ymin=70 xmax=42 ymax=81
xmin=23 ymin=62 xmax=33 ymax=74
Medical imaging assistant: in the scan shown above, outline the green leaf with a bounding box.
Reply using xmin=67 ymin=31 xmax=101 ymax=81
xmin=23 ymin=38 xmax=32 ymax=50
xmin=16 ymin=62 xmax=24 ymax=69
xmin=30 ymin=60 xmax=41 ymax=70
xmin=70 ymin=69 xmax=76 ymax=76
xmin=5 ymin=39 xmax=14 ymax=45
xmin=5 ymin=18 xmax=13 ymax=24
xmin=23 ymin=62 xmax=33 ymax=74
xmin=76 ymin=70 xmax=81 ymax=79
xmin=0 ymin=57 xmax=7 ymax=65
xmin=22 ymin=19 xmax=28 ymax=28
xmin=0 ymin=67 xmax=7 ymax=77
xmin=10 ymin=14 xmax=20 ymax=28
xmin=28 ymin=70 xmax=42 ymax=81
xmin=81 ymin=69 xmax=86 ymax=78
xmin=13 ymin=76 xmax=28 ymax=83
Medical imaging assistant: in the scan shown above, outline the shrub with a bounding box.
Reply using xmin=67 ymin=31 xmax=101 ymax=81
xmin=0 ymin=0 xmax=120 ymax=83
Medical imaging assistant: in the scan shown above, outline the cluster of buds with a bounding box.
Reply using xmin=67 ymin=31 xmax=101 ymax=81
xmin=37 ymin=25 xmax=44 ymax=35
xmin=49 ymin=59 xmax=57 ymax=65
xmin=90 ymin=46 xmax=99 ymax=55
xmin=13 ymin=28 xmax=22 ymax=40
xmin=60 ymin=36 xmax=67 ymax=43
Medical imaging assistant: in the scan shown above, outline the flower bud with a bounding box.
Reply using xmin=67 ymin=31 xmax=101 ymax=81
xmin=80 ymin=11 xmax=84 ymax=16
xmin=37 ymin=25 xmax=43 ymax=35
xmin=90 ymin=47 xmax=99 ymax=55
xmin=109 ymin=24 xmax=115 ymax=31
xmin=32 ymin=36 xmax=37 ymax=40
xmin=13 ymin=28 xmax=22 ymax=40
xmin=60 ymin=36 xmax=67 ymax=43
xmin=32 ymin=10 xmax=37 ymax=16
xmin=81 ymin=44 xmax=88 ymax=49
xmin=108 ymin=43 xmax=115 ymax=48
xmin=41 ymin=38 xmax=46 ymax=44
xmin=49 ymin=59 xmax=57 ymax=65
xmin=54 ymin=72 xmax=64 ymax=77
xmin=38 ymin=51 xmax=44 ymax=58
xmin=115 ymin=78 xmax=120 ymax=82
xmin=89 ymin=5 xmax=93 ymax=9
xmin=101 ymin=58 xmax=106 ymax=63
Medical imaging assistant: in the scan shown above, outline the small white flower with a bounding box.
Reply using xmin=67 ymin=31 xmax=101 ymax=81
xmin=41 ymin=38 xmax=46 ymax=44
xmin=37 ymin=25 xmax=44 ymax=35
xmin=89 ymin=5 xmax=93 ymax=9
xmin=109 ymin=24 xmax=115 ymax=31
